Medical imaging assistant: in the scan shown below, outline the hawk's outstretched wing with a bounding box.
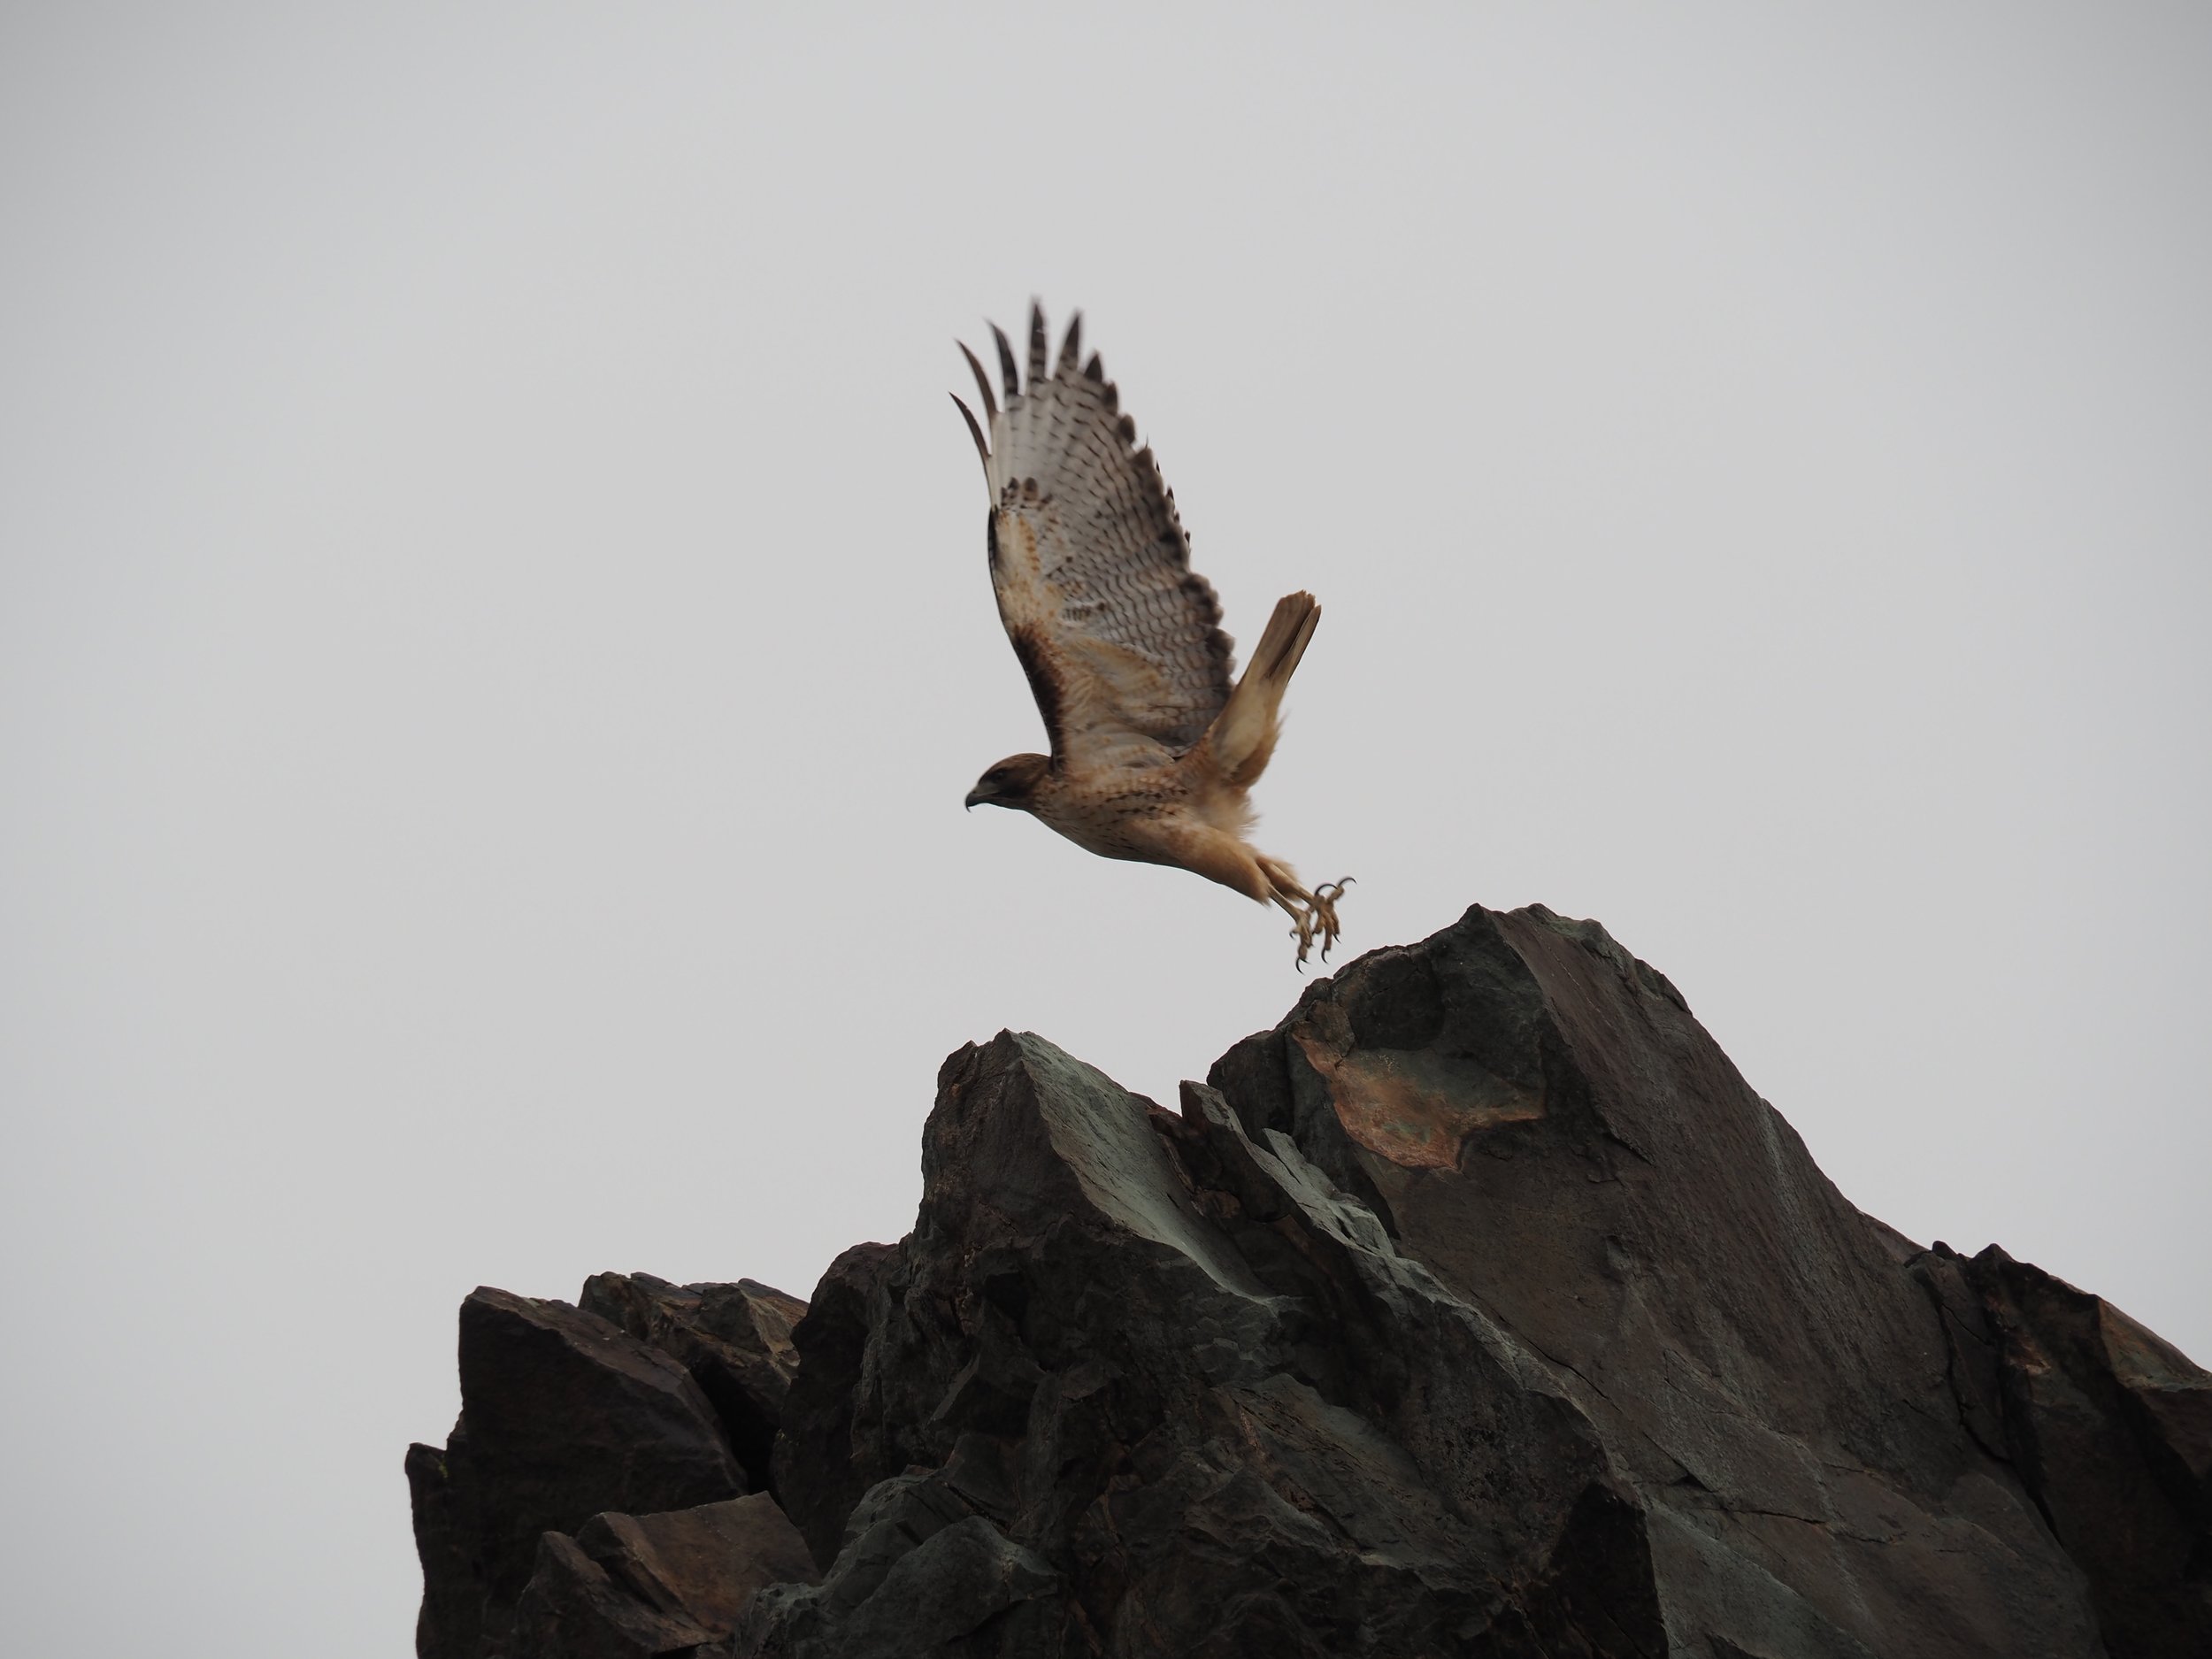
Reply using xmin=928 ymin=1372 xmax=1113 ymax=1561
xmin=952 ymin=304 xmax=1233 ymax=774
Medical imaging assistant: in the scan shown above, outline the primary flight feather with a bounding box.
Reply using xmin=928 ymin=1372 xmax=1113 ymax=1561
xmin=955 ymin=303 xmax=1348 ymax=966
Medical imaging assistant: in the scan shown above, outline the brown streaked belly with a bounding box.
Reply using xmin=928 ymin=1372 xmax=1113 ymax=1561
xmin=1033 ymin=776 xmax=1187 ymax=865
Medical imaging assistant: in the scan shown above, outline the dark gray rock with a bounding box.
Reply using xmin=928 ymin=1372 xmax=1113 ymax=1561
xmin=580 ymin=1273 xmax=807 ymax=1493
xmin=411 ymin=902 xmax=2211 ymax=1657
xmin=1208 ymin=904 xmax=2105 ymax=1657
xmin=766 ymin=1021 xmax=1663 ymax=1655
xmin=511 ymin=1494 xmax=820 ymax=1658
xmin=407 ymin=1286 xmax=748 ymax=1658
xmin=729 ymin=1475 xmax=1058 ymax=1657
xmin=510 ymin=1531 xmax=715 ymax=1658
xmin=1962 ymin=1246 xmax=2212 ymax=1657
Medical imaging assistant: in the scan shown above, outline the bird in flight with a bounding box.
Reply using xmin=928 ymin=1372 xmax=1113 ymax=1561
xmin=953 ymin=304 xmax=1349 ymax=967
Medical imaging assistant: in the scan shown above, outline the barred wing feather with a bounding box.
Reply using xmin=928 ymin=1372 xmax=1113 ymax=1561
xmin=952 ymin=304 xmax=1233 ymax=773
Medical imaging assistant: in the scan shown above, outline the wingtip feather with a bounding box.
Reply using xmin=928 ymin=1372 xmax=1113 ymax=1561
xmin=950 ymin=393 xmax=990 ymax=472
xmin=957 ymin=342 xmax=998 ymax=421
xmin=1026 ymin=301 xmax=1048 ymax=385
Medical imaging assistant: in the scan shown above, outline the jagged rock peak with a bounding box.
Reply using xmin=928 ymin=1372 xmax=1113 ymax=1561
xmin=409 ymin=902 xmax=2211 ymax=1657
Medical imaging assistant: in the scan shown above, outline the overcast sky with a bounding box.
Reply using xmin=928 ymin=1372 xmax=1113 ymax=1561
xmin=4 ymin=5 xmax=2207 ymax=1655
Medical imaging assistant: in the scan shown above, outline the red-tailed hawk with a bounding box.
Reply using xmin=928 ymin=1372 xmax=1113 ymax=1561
xmin=954 ymin=304 xmax=1349 ymax=966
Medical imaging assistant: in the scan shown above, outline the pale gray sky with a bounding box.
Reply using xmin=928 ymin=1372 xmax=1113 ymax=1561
xmin=3 ymin=4 xmax=2207 ymax=1654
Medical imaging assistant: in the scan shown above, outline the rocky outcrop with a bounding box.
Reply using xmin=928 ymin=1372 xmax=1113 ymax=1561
xmin=409 ymin=904 xmax=2210 ymax=1657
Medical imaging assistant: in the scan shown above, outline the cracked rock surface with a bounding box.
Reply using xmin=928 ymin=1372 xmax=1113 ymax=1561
xmin=410 ymin=904 xmax=2210 ymax=1656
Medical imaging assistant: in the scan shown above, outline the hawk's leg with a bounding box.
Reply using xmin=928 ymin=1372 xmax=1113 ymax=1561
xmin=1256 ymin=859 xmax=1354 ymax=970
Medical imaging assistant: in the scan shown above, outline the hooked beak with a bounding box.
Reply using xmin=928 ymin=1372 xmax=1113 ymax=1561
xmin=964 ymin=786 xmax=987 ymax=811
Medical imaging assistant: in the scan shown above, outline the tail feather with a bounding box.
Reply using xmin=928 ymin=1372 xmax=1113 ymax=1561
xmin=1209 ymin=592 xmax=1320 ymax=789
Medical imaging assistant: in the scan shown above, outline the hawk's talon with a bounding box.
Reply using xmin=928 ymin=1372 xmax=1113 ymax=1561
xmin=1269 ymin=868 xmax=1351 ymax=971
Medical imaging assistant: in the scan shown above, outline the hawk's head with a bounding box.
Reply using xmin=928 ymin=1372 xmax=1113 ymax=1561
xmin=965 ymin=753 xmax=1051 ymax=812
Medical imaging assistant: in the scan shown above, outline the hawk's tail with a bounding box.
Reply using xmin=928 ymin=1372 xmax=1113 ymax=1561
xmin=1208 ymin=591 xmax=1320 ymax=791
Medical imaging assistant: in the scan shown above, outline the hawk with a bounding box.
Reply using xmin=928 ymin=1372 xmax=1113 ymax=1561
xmin=953 ymin=304 xmax=1349 ymax=967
